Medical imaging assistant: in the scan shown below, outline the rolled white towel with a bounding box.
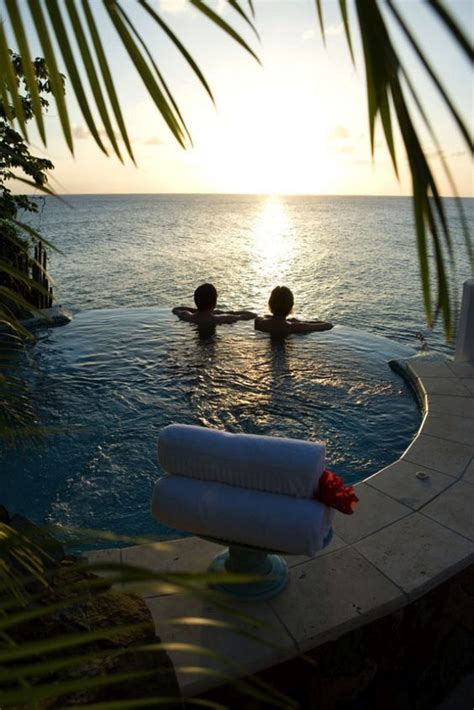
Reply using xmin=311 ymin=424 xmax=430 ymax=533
xmin=151 ymin=475 xmax=334 ymax=557
xmin=158 ymin=424 xmax=325 ymax=499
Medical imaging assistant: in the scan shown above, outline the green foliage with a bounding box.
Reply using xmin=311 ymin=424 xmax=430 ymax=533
xmin=0 ymin=50 xmax=55 ymax=328
xmin=0 ymin=52 xmax=55 ymax=219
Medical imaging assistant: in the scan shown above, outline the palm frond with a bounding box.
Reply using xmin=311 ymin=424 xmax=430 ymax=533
xmin=0 ymin=23 xmax=27 ymax=136
xmin=315 ymin=0 xmax=326 ymax=44
xmin=189 ymin=0 xmax=260 ymax=64
xmin=4 ymin=0 xmax=46 ymax=142
xmin=26 ymin=0 xmax=74 ymax=152
xmin=80 ymin=0 xmax=135 ymax=162
xmin=352 ymin=0 xmax=471 ymax=337
xmin=338 ymin=0 xmax=355 ymax=64
xmin=425 ymin=0 xmax=474 ymax=62
xmin=138 ymin=0 xmax=215 ymax=105
xmin=386 ymin=0 xmax=472 ymax=153
xmin=1 ymin=0 xmax=259 ymax=157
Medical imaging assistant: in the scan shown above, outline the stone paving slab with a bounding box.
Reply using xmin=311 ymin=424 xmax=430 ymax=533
xmin=269 ymin=546 xmax=404 ymax=653
xmin=461 ymin=378 xmax=474 ymax=395
xmin=355 ymin=513 xmax=473 ymax=600
xmin=333 ymin=483 xmax=411 ymax=544
xmin=285 ymin=532 xmax=346 ymax=567
xmin=421 ymin=480 xmax=474 ymax=541
xmin=428 ymin=394 xmax=474 ymax=418
xmin=419 ymin=377 xmax=471 ymax=397
xmin=121 ymin=538 xmax=224 ymax=598
xmin=447 ymin=361 xmax=474 ymax=377
xmin=365 ymin=459 xmax=455 ymax=510
xmin=146 ymin=591 xmax=298 ymax=697
xmin=403 ymin=434 xmax=474 ymax=477
xmin=462 ymin=458 xmax=474 ymax=485
xmin=407 ymin=361 xmax=455 ymax=378
xmin=422 ymin=412 xmax=474 ymax=447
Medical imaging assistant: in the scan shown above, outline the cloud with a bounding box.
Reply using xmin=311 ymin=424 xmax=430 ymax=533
xmin=325 ymin=22 xmax=344 ymax=37
xmin=159 ymin=0 xmax=187 ymax=13
xmin=329 ymin=124 xmax=349 ymax=140
xmin=141 ymin=136 xmax=164 ymax=146
xmin=71 ymin=123 xmax=164 ymax=147
xmin=302 ymin=28 xmax=315 ymax=41
xmin=72 ymin=124 xmax=92 ymax=140
xmin=328 ymin=124 xmax=355 ymax=152
xmin=302 ymin=21 xmax=343 ymax=42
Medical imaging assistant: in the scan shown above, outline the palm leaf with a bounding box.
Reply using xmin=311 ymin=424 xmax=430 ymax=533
xmin=315 ymin=0 xmax=326 ymax=44
xmin=117 ymin=3 xmax=193 ymax=147
xmin=227 ymin=0 xmax=260 ymax=40
xmin=352 ymin=0 xmax=470 ymax=337
xmin=103 ymin=0 xmax=186 ymax=148
xmin=339 ymin=0 xmax=355 ymax=64
xmin=80 ymin=0 xmax=135 ymax=162
xmin=0 ymin=23 xmax=27 ymax=136
xmin=399 ymin=64 xmax=473 ymax=267
xmin=138 ymin=0 xmax=215 ymax=105
xmin=4 ymin=0 xmax=46 ymax=143
xmin=26 ymin=0 xmax=73 ymax=152
xmin=64 ymin=0 xmax=124 ymax=161
xmin=386 ymin=0 xmax=472 ymax=152
xmin=189 ymin=0 xmax=261 ymax=64
xmin=426 ymin=0 xmax=474 ymax=62
xmin=44 ymin=0 xmax=109 ymax=156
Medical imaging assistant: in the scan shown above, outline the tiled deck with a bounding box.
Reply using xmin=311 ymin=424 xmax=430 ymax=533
xmin=87 ymin=358 xmax=474 ymax=698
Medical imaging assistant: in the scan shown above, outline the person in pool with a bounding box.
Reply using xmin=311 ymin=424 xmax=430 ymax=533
xmin=254 ymin=286 xmax=333 ymax=335
xmin=172 ymin=283 xmax=257 ymax=325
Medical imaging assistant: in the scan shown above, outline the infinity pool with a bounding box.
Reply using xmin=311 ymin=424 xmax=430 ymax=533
xmin=1 ymin=307 xmax=420 ymax=543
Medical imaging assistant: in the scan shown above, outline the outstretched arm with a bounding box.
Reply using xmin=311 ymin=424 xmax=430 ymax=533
xmin=214 ymin=309 xmax=257 ymax=320
xmin=291 ymin=320 xmax=333 ymax=333
xmin=172 ymin=306 xmax=196 ymax=315
xmin=172 ymin=307 xmax=196 ymax=321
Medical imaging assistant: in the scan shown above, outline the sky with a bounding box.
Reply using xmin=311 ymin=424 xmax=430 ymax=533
xmin=3 ymin=0 xmax=473 ymax=196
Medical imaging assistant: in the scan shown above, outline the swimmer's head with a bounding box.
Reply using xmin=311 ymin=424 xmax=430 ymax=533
xmin=194 ymin=283 xmax=217 ymax=311
xmin=269 ymin=286 xmax=294 ymax=318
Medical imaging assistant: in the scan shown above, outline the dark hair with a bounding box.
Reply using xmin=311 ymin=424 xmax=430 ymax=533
xmin=194 ymin=283 xmax=217 ymax=311
xmin=269 ymin=286 xmax=294 ymax=318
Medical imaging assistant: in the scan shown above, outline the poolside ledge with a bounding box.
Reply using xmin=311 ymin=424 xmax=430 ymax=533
xmin=87 ymin=358 xmax=473 ymax=698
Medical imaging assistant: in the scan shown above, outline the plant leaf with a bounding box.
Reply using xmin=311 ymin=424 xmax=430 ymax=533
xmin=64 ymin=0 xmax=123 ymax=162
xmin=80 ymin=0 xmax=135 ymax=162
xmin=26 ymin=0 xmax=74 ymax=152
xmin=5 ymin=0 xmax=46 ymax=143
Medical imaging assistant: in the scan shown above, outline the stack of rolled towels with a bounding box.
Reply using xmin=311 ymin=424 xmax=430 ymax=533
xmin=152 ymin=424 xmax=335 ymax=557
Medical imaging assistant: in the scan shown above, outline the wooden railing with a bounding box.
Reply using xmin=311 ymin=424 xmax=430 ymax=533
xmin=31 ymin=241 xmax=53 ymax=309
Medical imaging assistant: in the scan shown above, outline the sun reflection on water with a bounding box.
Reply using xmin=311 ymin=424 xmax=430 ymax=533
xmin=254 ymin=198 xmax=293 ymax=266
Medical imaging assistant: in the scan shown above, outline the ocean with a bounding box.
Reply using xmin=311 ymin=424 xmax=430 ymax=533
xmin=30 ymin=194 xmax=472 ymax=353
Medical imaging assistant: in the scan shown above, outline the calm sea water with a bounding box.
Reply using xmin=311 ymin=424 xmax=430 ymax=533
xmin=2 ymin=194 xmax=472 ymax=542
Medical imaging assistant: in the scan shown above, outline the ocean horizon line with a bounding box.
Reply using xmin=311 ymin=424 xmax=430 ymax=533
xmin=18 ymin=191 xmax=474 ymax=199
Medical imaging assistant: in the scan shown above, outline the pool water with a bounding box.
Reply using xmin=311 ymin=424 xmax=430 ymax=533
xmin=1 ymin=307 xmax=420 ymax=543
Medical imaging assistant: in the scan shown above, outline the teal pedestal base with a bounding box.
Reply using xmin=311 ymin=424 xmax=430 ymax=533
xmin=208 ymin=545 xmax=289 ymax=602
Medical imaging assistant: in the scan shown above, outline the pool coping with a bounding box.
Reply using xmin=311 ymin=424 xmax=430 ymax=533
xmin=87 ymin=358 xmax=474 ymax=698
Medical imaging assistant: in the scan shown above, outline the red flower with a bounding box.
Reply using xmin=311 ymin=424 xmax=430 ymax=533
xmin=314 ymin=469 xmax=359 ymax=515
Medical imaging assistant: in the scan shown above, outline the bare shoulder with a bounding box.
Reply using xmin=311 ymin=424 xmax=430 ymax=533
xmin=255 ymin=317 xmax=289 ymax=335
